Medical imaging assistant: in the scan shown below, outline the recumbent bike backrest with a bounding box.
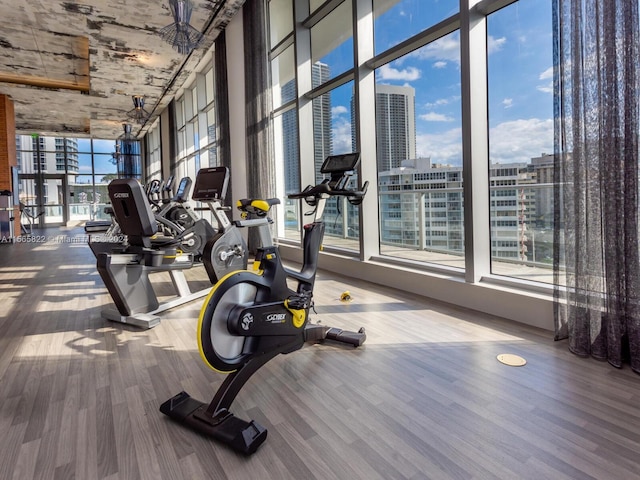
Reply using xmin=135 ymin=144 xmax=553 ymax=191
xmin=108 ymin=179 xmax=158 ymax=248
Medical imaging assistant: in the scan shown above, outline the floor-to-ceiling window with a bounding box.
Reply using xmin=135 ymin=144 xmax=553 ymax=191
xmin=16 ymin=135 xmax=118 ymax=227
xmin=304 ymin=0 xmax=361 ymax=252
xmin=487 ymin=0 xmax=554 ymax=283
xmin=145 ymin=120 xmax=162 ymax=183
xmin=268 ymin=0 xmax=555 ymax=287
xmin=374 ymin=24 xmax=463 ymax=268
xmin=173 ymin=58 xmax=220 ymax=225
xmin=174 ymin=59 xmax=218 ymax=184
xmin=269 ymin=0 xmax=300 ymax=240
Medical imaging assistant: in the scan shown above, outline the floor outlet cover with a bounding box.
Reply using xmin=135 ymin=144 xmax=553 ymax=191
xmin=497 ymin=353 xmax=527 ymax=367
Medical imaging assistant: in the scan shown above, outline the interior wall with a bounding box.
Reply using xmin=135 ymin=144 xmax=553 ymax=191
xmin=0 ymin=94 xmax=18 ymax=234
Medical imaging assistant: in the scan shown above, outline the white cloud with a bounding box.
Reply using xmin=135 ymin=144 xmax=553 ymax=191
xmin=400 ymin=33 xmax=501 ymax=64
xmin=537 ymin=68 xmax=554 ymax=94
xmin=420 ymin=112 xmax=454 ymax=122
xmin=425 ymin=98 xmax=449 ymax=108
xmin=332 ymin=118 xmax=353 ymax=154
xmin=378 ymin=63 xmax=421 ymax=81
xmin=409 ymin=33 xmax=505 ymax=67
xmin=489 ymin=118 xmax=553 ymax=163
xmin=502 ymin=98 xmax=513 ymax=109
xmin=415 ymin=118 xmax=553 ymax=165
xmin=416 ymin=127 xmax=463 ymax=164
xmin=412 ymin=34 xmax=460 ymax=64
xmin=537 ymin=83 xmax=553 ymax=94
xmin=539 ymin=67 xmax=553 ymax=80
xmin=332 ymin=105 xmax=348 ymax=117
xmin=487 ymin=36 xmax=507 ymax=54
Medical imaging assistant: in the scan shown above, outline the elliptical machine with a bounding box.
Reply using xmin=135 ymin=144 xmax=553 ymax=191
xmin=160 ymin=152 xmax=368 ymax=455
xmin=152 ymin=176 xmax=216 ymax=259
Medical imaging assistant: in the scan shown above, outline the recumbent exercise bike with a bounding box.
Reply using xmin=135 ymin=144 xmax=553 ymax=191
xmin=90 ymin=168 xmax=248 ymax=328
xmin=160 ymin=152 xmax=369 ymax=454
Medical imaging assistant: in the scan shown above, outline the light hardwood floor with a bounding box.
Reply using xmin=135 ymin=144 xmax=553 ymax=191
xmin=1 ymin=227 xmax=639 ymax=480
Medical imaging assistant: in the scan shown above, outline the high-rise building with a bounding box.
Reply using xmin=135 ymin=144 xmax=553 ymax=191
xmin=379 ymin=158 xmax=463 ymax=252
xmin=280 ymin=62 xmax=332 ymax=192
xmin=530 ymin=153 xmax=554 ymax=229
xmin=489 ymin=163 xmax=537 ymax=260
xmin=312 ymin=62 xmax=332 ymax=183
xmin=374 ymin=84 xmax=416 ymax=171
xmin=16 ymin=135 xmax=79 ymax=206
xmin=378 ymin=158 xmax=551 ymax=261
xmin=17 ymin=135 xmax=79 ymax=176
xmin=280 ymin=79 xmax=299 ymax=195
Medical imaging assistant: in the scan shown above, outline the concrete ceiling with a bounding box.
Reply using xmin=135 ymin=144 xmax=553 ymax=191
xmin=0 ymin=0 xmax=246 ymax=139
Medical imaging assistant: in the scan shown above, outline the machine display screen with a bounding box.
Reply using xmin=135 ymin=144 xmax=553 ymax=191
xmin=320 ymin=153 xmax=360 ymax=173
xmin=175 ymin=177 xmax=190 ymax=200
xmin=192 ymin=167 xmax=229 ymax=201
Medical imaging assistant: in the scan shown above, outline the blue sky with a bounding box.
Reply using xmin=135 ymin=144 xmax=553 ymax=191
xmin=323 ymin=0 xmax=553 ymax=166
xmin=76 ymin=139 xmax=119 ymax=175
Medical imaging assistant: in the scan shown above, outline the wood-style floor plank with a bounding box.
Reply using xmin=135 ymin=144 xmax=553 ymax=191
xmin=12 ymin=438 xmax=40 ymax=480
xmin=1 ymin=227 xmax=640 ymax=479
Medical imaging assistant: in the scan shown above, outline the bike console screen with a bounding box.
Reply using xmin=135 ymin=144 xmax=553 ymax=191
xmin=174 ymin=177 xmax=192 ymax=202
xmin=320 ymin=153 xmax=360 ymax=174
xmin=192 ymin=167 xmax=229 ymax=201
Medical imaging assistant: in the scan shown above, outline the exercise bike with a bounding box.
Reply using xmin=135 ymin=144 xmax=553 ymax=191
xmin=190 ymin=166 xmax=249 ymax=284
xmin=153 ymin=176 xmax=216 ymax=258
xmin=160 ymin=152 xmax=368 ymax=455
xmin=90 ymin=168 xmax=249 ymax=329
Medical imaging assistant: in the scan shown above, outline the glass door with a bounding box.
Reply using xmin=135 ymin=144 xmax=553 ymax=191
xmin=18 ymin=175 xmax=42 ymax=231
xmin=19 ymin=174 xmax=68 ymax=227
xmin=42 ymin=174 xmax=67 ymax=225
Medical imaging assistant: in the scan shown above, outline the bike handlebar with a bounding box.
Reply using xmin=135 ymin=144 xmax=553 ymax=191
xmin=288 ymin=180 xmax=368 ymax=205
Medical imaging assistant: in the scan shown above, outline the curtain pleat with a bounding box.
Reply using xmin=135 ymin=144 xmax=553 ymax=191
xmin=214 ymin=31 xmax=233 ymax=205
xmin=553 ymin=0 xmax=640 ymax=371
xmin=243 ymin=0 xmax=275 ymax=252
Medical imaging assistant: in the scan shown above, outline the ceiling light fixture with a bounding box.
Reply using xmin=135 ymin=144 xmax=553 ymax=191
xmin=116 ymin=124 xmax=142 ymax=180
xmin=118 ymin=123 xmax=135 ymax=140
xmin=111 ymin=143 xmax=121 ymax=163
xmin=159 ymin=0 xmax=204 ymax=55
xmin=126 ymin=95 xmax=150 ymax=125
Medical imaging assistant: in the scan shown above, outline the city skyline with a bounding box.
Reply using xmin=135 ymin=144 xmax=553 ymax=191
xmin=321 ymin=0 xmax=553 ymax=167
xmin=377 ymin=154 xmax=555 ymax=266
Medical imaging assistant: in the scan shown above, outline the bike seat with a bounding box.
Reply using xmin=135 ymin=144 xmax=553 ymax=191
xmin=236 ymin=198 xmax=281 ymax=217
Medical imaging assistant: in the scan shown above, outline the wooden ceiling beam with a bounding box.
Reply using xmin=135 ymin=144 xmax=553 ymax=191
xmin=0 ymin=72 xmax=89 ymax=92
